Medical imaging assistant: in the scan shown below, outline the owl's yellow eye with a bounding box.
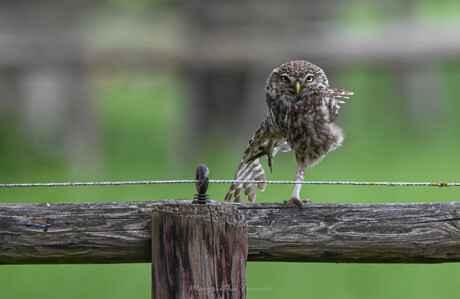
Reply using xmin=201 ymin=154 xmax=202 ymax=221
xmin=281 ymin=75 xmax=289 ymax=83
xmin=305 ymin=75 xmax=314 ymax=82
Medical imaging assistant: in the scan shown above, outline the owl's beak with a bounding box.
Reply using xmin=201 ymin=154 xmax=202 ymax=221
xmin=295 ymin=82 xmax=301 ymax=94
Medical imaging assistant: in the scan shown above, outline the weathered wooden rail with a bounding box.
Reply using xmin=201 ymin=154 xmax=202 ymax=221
xmin=1 ymin=199 xmax=460 ymax=264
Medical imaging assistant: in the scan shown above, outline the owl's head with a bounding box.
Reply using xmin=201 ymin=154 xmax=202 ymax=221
xmin=265 ymin=60 xmax=329 ymax=102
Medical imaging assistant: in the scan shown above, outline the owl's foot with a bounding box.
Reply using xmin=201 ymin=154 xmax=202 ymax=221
xmin=283 ymin=197 xmax=311 ymax=208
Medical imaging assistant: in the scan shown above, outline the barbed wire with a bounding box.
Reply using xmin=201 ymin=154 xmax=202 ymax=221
xmin=0 ymin=179 xmax=458 ymax=188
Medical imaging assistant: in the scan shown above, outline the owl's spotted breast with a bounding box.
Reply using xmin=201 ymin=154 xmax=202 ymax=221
xmin=269 ymin=92 xmax=343 ymax=166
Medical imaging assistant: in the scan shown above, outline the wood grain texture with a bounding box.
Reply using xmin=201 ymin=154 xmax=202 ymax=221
xmin=151 ymin=204 xmax=247 ymax=298
xmin=241 ymin=201 xmax=460 ymax=263
xmin=1 ymin=200 xmax=460 ymax=264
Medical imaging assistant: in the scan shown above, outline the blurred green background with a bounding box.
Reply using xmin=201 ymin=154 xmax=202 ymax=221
xmin=1 ymin=0 xmax=460 ymax=298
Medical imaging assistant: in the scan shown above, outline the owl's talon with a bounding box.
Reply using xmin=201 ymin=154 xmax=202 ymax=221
xmin=283 ymin=197 xmax=309 ymax=208
xmin=267 ymin=154 xmax=273 ymax=173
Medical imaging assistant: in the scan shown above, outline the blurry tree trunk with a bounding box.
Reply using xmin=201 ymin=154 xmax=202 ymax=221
xmin=0 ymin=1 xmax=97 ymax=170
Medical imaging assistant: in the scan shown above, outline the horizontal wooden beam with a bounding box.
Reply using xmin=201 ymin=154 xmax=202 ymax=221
xmin=1 ymin=199 xmax=460 ymax=264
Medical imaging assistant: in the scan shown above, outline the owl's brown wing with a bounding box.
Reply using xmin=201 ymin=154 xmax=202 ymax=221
xmin=225 ymin=119 xmax=288 ymax=203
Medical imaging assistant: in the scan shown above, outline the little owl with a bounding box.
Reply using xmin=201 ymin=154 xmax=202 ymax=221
xmin=225 ymin=60 xmax=353 ymax=207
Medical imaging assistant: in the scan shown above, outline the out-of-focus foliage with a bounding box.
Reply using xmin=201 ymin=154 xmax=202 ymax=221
xmin=1 ymin=1 xmax=460 ymax=298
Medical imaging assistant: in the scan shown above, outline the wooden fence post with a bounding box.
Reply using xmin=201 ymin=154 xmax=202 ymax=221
xmin=151 ymin=203 xmax=248 ymax=298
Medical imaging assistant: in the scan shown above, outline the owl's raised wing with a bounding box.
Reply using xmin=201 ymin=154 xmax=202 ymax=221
xmin=327 ymin=88 xmax=354 ymax=122
xmin=225 ymin=119 xmax=290 ymax=203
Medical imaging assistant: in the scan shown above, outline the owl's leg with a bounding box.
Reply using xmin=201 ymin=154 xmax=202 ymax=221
xmin=283 ymin=162 xmax=310 ymax=208
xmin=247 ymin=139 xmax=276 ymax=173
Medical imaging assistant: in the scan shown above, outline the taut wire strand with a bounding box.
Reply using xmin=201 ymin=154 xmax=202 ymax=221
xmin=0 ymin=180 xmax=458 ymax=188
